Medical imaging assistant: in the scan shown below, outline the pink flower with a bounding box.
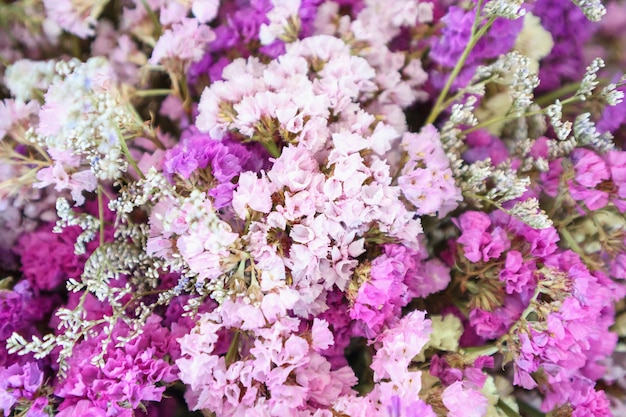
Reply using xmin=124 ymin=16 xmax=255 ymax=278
xmin=268 ymin=145 xmax=319 ymax=192
xmin=399 ymin=126 xmax=462 ymax=216
xmin=456 ymin=211 xmax=511 ymax=263
xmin=499 ymin=250 xmax=536 ymax=294
xmin=606 ymin=150 xmax=626 ymax=211
xmin=441 ymin=381 xmax=488 ymax=417
xmin=149 ymin=18 xmax=216 ymax=72
xmin=311 ymin=319 xmax=334 ymax=351
xmin=406 ymin=257 xmax=451 ymax=298
xmin=572 ymin=148 xmax=609 ymax=187
xmin=34 ymin=163 xmax=97 ymax=205
xmin=370 ymin=310 xmax=431 ymax=382
xmin=192 ymin=0 xmax=220 ymax=23
xmin=0 ymin=99 xmax=38 ymax=139
xmin=232 ymin=172 xmax=276 ymax=219
xmin=43 ymin=0 xmax=101 ymax=38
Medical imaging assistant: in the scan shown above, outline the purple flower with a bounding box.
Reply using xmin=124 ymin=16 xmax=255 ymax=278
xmin=0 ymin=281 xmax=56 ymax=342
xmin=532 ymin=0 xmax=595 ymax=92
xmin=350 ymin=244 xmax=448 ymax=337
xmin=499 ymin=250 xmax=537 ymax=294
xmin=163 ymin=128 xmax=268 ymax=208
xmin=54 ymin=316 xmax=179 ymax=416
xmin=429 ymin=6 xmax=523 ymax=90
xmin=14 ymin=223 xmax=101 ymax=291
xmin=469 ymin=295 xmax=525 ymax=339
xmin=0 ymin=361 xmax=46 ymax=417
xmin=463 ymin=130 xmax=510 ymax=165
xmin=456 ymin=211 xmax=511 ymax=263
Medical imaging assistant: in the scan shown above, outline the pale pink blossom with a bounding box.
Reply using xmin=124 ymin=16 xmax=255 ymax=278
xmin=259 ymin=0 xmax=302 ymax=45
xmin=150 ymin=18 xmax=216 ymax=72
xmin=232 ymin=172 xmax=276 ymax=219
xmin=159 ymin=1 xmax=189 ymax=26
xmin=0 ymin=99 xmax=39 ymax=139
xmin=34 ymin=163 xmax=97 ymax=205
xmin=192 ymin=0 xmax=220 ymax=23
xmin=43 ymin=0 xmax=104 ymax=38
xmin=311 ymin=319 xmax=334 ymax=351
xmin=442 ymin=381 xmax=489 ymax=417
xmin=370 ymin=310 xmax=431 ymax=382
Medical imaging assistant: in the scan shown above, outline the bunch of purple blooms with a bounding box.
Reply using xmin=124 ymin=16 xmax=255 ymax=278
xmin=2 ymin=0 xmax=626 ymax=416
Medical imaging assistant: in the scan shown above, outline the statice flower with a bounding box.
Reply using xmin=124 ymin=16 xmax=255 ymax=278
xmin=349 ymin=247 xmax=412 ymax=337
xmin=33 ymin=150 xmax=97 ymax=206
xmin=238 ymin=139 xmax=422 ymax=315
xmin=429 ymin=6 xmax=523 ymax=89
xmin=146 ymin=189 xmax=240 ymax=283
xmin=463 ymin=129 xmax=510 ymax=165
xmin=456 ymin=211 xmax=511 ymax=263
xmin=42 ymin=0 xmax=106 ymax=38
xmin=502 ymin=249 xmax=620 ymax=413
xmin=197 ymin=35 xmax=377 ymax=147
xmin=3 ymin=59 xmax=58 ymax=102
xmin=162 ymin=128 xmax=265 ymax=208
xmin=316 ymin=290 xmax=352 ymax=368
xmin=177 ymin=296 xmax=357 ymax=415
xmin=91 ymin=21 xmax=147 ymax=84
xmin=4 ymin=0 xmax=626 ymax=416
xmin=188 ymin=0 xmax=312 ymax=85
xmin=334 ymin=311 xmax=435 ymax=416
xmin=454 ymin=211 xmax=561 ymax=339
xmin=14 ymin=221 xmax=102 ymax=291
xmin=370 ymin=310 xmax=431 ymax=381
xmin=34 ymin=57 xmax=142 ymax=182
xmin=597 ymin=85 xmax=626 ymax=134
xmin=54 ymin=316 xmax=178 ymax=416
xmin=0 ymin=280 xmax=57 ymax=414
xmin=149 ymin=18 xmax=216 ymax=74
xmin=0 ymin=361 xmax=48 ymax=417
xmin=532 ymin=0 xmax=596 ymax=92
xmin=194 ymin=35 xmax=427 ymax=317
xmin=313 ymin=0 xmax=433 ymax=131
xmin=398 ymin=125 xmax=463 ymax=217
xmin=567 ymin=148 xmax=626 ymax=212
xmin=0 ymin=281 xmax=56 ymax=344
xmin=0 ymin=167 xmax=58 ymax=270
xmin=259 ymin=0 xmax=302 ymax=44
xmin=350 ymin=244 xmax=450 ymax=337
xmin=442 ymin=380 xmax=489 ymax=417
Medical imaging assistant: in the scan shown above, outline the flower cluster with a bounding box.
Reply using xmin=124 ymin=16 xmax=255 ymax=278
xmin=1 ymin=0 xmax=626 ymax=416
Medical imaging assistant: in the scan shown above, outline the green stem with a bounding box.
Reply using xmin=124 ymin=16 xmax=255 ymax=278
xmin=180 ymin=75 xmax=192 ymax=112
xmin=465 ymin=192 xmax=507 ymax=213
xmin=463 ymin=109 xmax=543 ymax=134
xmin=517 ymin=400 xmax=546 ymax=417
xmin=497 ymin=399 xmax=524 ymax=417
xmin=225 ymin=331 xmax=240 ymax=366
xmin=262 ymin=139 xmax=281 ymax=158
xmin=140 ymin=0 xmax=162 ymax=37
xmin=535 ymin=82 xmax=581 ymax=107
xmin=97 ymin=187 xmax=105 ymax=247
xmin=425 ymin=5 xmax=495 ymax=125
xmin=132 ymin=89 xmax=173 ymax=98
xmin=461 ymin=344 xmax=499 ymax=360
xmin=535 ymin=77 xmax=612 ymax=107
xmin=120 ymin=135 xmax=145 ymax=180
xmin=559 ymin=227 xmax=598 ymax=267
